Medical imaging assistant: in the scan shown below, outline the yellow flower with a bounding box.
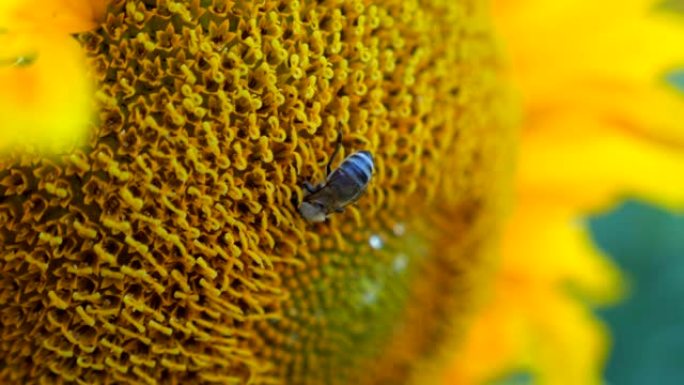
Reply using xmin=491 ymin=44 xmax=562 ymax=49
xmin=0 ymin=0 xmax=107 ymax=154
xmin=442 ymin=0 xmax=684 ymax=383
xmin=0 ymin=1 xmax=513 ymax=384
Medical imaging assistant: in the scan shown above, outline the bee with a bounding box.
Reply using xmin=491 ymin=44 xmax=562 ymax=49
xmin=298 ymin=134 xmax=374 ymax=222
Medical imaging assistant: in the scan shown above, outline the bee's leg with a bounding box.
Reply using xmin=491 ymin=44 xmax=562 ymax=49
xmin=334 ymin=208 xmax=345 ymax=213
xmin=295 ymin=182 xmax=317 ymax=208
xmin=326 ymin=130 xmax=344 ymax=176
xmin=302 ymin=181 xmax=318 ymax=194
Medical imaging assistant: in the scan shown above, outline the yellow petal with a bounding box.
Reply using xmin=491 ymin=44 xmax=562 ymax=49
xmin=0 ymin=0 xmax=108 ymax=33
xmin=529 ymin=289 xmax=610 ymax=385
xmin=518 ymin=113 xmax=684 ymax=211
xmin=441 ymin=294 xmax=529 ymax=384
xmin=494 ymin=0 xmax=684 ymax=146
xmin=0 ymin=35 xmax=93 ymax=154
xmin=442 ymin=199 xmax=622 ymax=384
xmin=494 ymin=0 xmax=684 ymax=85
xmin=0 ymin=0 xmax=106 ymax=154
xmin=442 ymin=279 xmax=612 ymax=385
xmin=501 ymin=199 xmax=624 ymax=302
xmin=522 ymin=81 xmax=684 ymax=149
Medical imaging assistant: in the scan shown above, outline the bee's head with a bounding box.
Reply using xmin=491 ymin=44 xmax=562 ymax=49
xmin=298 ymin=201 xmax=327 ymax=223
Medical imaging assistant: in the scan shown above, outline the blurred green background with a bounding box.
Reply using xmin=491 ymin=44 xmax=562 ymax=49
xmin=590 ymin=200 xmax=684 ymax=385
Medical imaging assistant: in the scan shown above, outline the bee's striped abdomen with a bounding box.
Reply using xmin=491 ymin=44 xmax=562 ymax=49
xmin=331 ymin=150 xmax=374 ymax=187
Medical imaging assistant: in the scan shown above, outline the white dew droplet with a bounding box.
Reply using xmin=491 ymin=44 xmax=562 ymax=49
xmin=392 ymin=222 xmax=406 ymax=236
xmin=369 ymin=234 xmax=384 ymax=249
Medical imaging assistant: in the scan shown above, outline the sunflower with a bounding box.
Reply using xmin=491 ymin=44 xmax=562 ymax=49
xmin=5 ymin=0 xmax=680 ymax=384
xmin=442 ymin=0 xmax=684 ymax=383
xmin=0 ymin=1 xmax=513 ymax=384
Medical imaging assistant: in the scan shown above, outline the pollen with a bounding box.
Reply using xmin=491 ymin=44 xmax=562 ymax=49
xmin=0 ymin=0 xmax=513 ymax=384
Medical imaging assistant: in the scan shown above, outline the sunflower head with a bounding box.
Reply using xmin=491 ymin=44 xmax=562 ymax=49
xmin=0 ymin=0 xmax=513 ymax=384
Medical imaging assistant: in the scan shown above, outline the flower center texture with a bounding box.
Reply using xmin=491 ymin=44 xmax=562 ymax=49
xmin=0 ymin=0 xmax=513 ymax=384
